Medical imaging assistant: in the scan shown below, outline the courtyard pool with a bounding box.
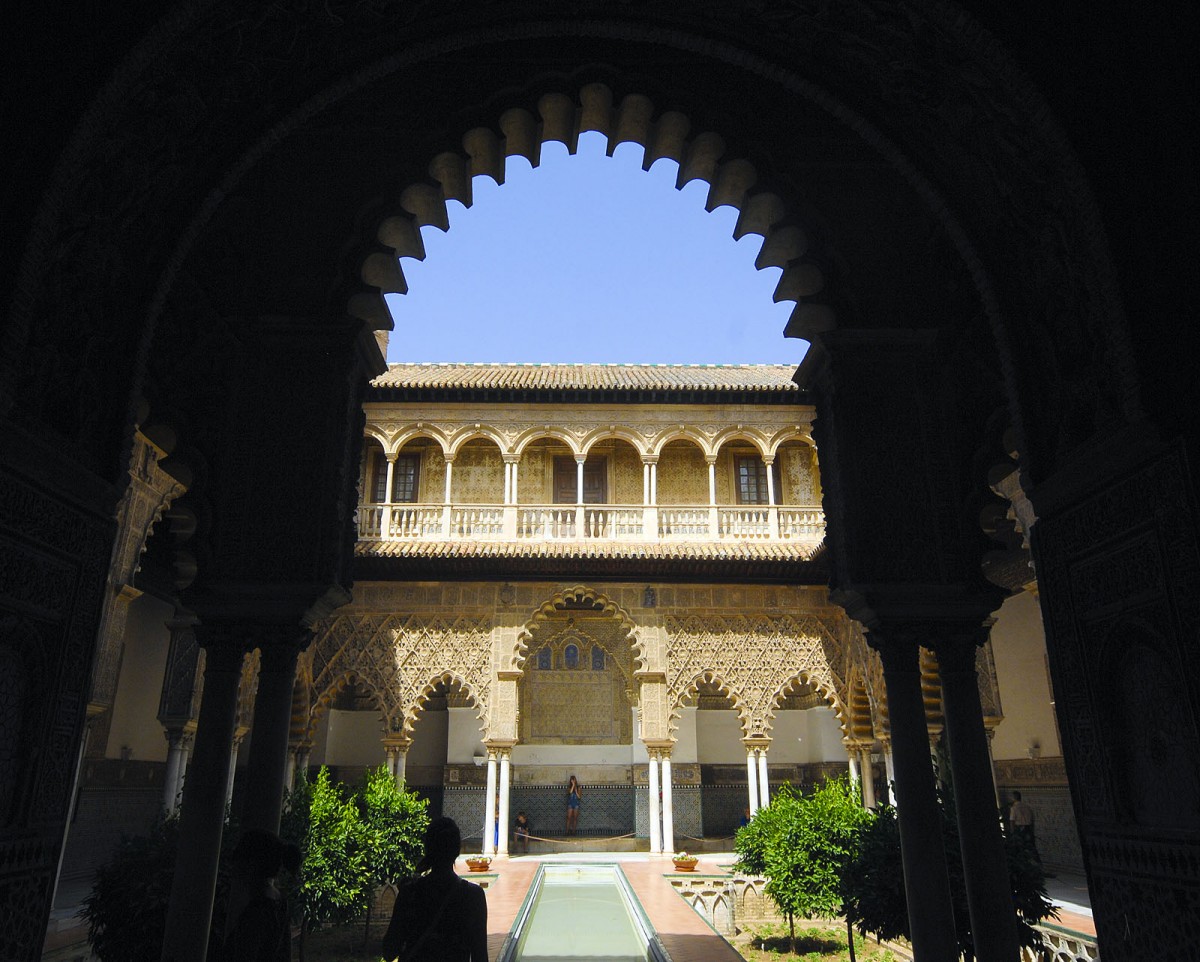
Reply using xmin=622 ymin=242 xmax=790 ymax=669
xmin=498 ymin=864 xmax=668 ymax=962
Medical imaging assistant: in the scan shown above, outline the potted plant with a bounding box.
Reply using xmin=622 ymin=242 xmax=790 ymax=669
xmin=465 ymin=855 xmax=492 ymax=873
xmin=672 ymin=851 xmax=699 ymax=872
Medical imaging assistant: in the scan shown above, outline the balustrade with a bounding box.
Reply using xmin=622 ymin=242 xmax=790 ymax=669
xmin=358 ymin=502 xmax=824 ymax=544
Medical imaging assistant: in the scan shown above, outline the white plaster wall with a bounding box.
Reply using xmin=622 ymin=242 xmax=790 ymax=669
xmin=797 ymin=707 xmax=850 ymax=762
xmin=409 ymin=711 xmax=449 ymax=766
xmin=310 ymin=711 xmax=331 ymax=766
xmin=106 ymin=593 xmax=175 ymax=761
xmin=990 ymin=590 xmax=1061 ymax=760
xmin=672 ymin=707 xmax=699 ymax=762
xmin=447 ymin=706 xmax=486 ymax=763
xmin=767 ymin=710 xmax=809 ymax=764
xmin=325 ymin=710 xmax=387 ymax=768
xmin=696 ymin=710 xmax=744 ymax=764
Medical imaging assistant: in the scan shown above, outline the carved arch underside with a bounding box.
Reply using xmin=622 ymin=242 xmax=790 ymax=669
xmin=350 ymin=83 xmax=834 ymax=342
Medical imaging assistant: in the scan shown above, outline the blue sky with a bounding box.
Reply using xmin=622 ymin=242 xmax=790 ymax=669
xmin=384 ymin=132 xmax=807 ymax=366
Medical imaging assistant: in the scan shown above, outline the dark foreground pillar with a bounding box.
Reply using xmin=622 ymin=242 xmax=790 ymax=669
xmin=937 ymin=635 xmax=1020 ymax=962
xmin=239 ymin=631 xmax=306 ymax=832
xmin=879 ymin=638 xmax=959 ymax=962
xmin=161 ymin=636 xmax=245 ymax=962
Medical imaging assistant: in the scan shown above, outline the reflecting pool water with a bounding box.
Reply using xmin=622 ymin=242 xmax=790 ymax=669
xmin=501 ymin=864 xmax=665 ymax=962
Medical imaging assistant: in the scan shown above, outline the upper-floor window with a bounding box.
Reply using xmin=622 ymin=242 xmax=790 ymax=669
xmin=592 ymin=646 xmax=606 ymax=670
xmin=735 ymin=455 xmax=781 ymax=505
xmin=564 ymin=644 xmax=580 ymax=669
xmin=537 ymin=647 xmax=551 ymax=670
xmin=372 ymin=453 xmax=422 ymax=503
xmin=553 ymin=456 xmax=608 ymax=504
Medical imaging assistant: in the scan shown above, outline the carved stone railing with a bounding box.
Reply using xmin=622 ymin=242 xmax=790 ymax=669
xmin=357 ymin=502 xmax=825 ymax=545
xmin=1023 ymin=924 xmax=1100 ymax=962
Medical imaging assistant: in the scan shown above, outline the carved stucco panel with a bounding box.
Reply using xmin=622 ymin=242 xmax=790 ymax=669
xmin=306 ymin=612 xmax=494 ymax=739
xmin=665 ymin=613 xmax=850 ymax=739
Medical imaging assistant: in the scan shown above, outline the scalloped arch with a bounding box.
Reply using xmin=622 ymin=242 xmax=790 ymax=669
xmin=763 ymin=669 xmax=848 ymax=740
xmin=349 ymin=83 xmax=834 ymax=340
xmin=307 ymin=669 xmax=390 ymax=742
xmin=669 ymin=669 xmax=751 ymax=739
xmin=515 ymin=584 xmax=644 ymax=673
xmin=406 ymin=670 xmax=485 ymax=739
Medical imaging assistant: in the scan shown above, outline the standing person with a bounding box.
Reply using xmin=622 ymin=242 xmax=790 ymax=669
xmin=565 ymin=775 xmax=582 ymax=836
xmin=382 ymin=816 xmax=488 ymax=962
xmin=1009 ymin=791 xmax=1035 ymax=845
xmin=514 ymin=811 xmax=530 ymax=854
xmin=221 ymin=829 xmax=300 ymax=962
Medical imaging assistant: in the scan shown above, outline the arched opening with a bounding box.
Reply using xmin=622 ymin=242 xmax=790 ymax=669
xmin=307 ymin=675 xmax=387 ymax=785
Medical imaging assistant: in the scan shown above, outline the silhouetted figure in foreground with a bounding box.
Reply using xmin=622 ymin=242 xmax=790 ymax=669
xmin=221 ymin=829 xmax=300 ymax=962
xmin=383 ymin=816 xmax=488 ymax=962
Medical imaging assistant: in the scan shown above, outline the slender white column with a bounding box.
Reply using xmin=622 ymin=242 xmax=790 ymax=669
xmin=861 ymin=750 xmax=877 ymax=808
xmin=443 ymin=457 xmax=454 ymax=502
xmin=648 ymin=752 xmax=662 ymax=854
xmin=163 ymin=731 xmax=186 ymax=814
xmin=395 ymin=748 xmax=407 ymax=787
xmin=643 ymin=462 xmax=650 ymax=504
xmin=661 ymin=755 xmax=675 ymax=855
xmin=482 ymin=751 xmax=498 ymax=856
xmin=764 ymin=456 xmax=776 ymax=505
xmin=384 ymin=747 xmax=397 ymax=779
xmin=511 ymin=458 xmax=519 ymax=504
xmin=576 ymin=456 xmax=585 ymax=502
xmin=884 ymin=747 xmax=897 ymax=805
xmin=497 ymin=751 xmax=512 ymax=856
xmin=382 ymin=453 xmax=397 ymax=538
xmin=225 ymin=739 xmax=240 ymax=813
xmin=757 ymin=749 xmax=770 ymax=808
xmin=650 ymin=462 xmax=657 ymax=503
xmin=848 ymin=749 xmax=860 ymax=798
xmin=746 ymin=747 xmax=759 ymax=815
xmin=282 ymin=749 xmax=296 ymax=795
xmin=707 ymin=459 xmax=717 ymax=504
xmin=503 ymin=462 xmax=511 ymax=504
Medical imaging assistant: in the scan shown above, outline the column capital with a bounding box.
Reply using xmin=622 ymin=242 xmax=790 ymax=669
xmin=743 ymin=737 xmax=771 ymax=751
xmin=502 ymin=453 xmax=521 ymax=464
xmin=641 ymin=455 xmax=659 ymax=465
xmin=385 ymin=451 xmax=399 ymax=462
xmin=443 ymin=453 xmax=456 ymax=464
xmin=705 ymin=455 xmax=718 ymax=465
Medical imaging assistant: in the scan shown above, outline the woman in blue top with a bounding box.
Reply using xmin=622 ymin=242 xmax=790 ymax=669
xmin=565 ymin=775 xmax=582 ymax=836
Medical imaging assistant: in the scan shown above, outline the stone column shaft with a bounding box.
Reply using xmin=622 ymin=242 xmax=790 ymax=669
xmin=861 ymin=749 xmax=876 ymax=808
xmin=648 ymin=752 xmax=662 ymax=854
xmin=395 ymin=748 xmax=407 ymax=786
xmin=497 ymin=752 xmax=511 ymax=857
xmin=162 ymin=641 xmax=246 ymax=962
xmin=938 ymin=640 xmax=1019 ymax=962
xmin=746 ymin=748 xmax=759 ymax=815
xmin=884 ymin=747 xmax=897 ymax=806
xmin=880 ymin=640 xmax=959 ymax=962
xmin=661 ymin=755 xmax=674 ymax=855
xmin=483 ymin=752 xmax=498 ymax=856
xmin=848 ymin=750 xmax=860 ymax=794
xmin=163 ymin=730 xmax=187 ymax=814
xmin=757 ymin=749 xmax=770 ymax=808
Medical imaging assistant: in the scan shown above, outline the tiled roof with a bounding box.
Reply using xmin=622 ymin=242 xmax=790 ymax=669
xmin=372 ymin=363 xmax=801 ymax=393
xmin=356 ymin=539 xmax=822 ymax=562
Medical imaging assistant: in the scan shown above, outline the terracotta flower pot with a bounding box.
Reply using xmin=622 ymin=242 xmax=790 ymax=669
xmin=672 ymin=858 xmax=698 ymax=872
xmin=466 ymin=858 xmax=492 ymax=873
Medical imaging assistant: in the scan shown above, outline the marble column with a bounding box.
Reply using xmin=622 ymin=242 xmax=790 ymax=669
xmin=661 ymin=753 xmax=675 ymax=856
xmin=294 ymin=745 xmax=311 ymax=784
xmin=384 ymin=747 xmax=398 ymax=779
xmin=937 ymin=636 xmax=1019 ymax=962
xmin=394 ymin=745 xmax=408 ymax=786
xmin=879 ymin=639 xmax=958 ymax=962
xmin=757 ymin=749 xmax=770 ymax=808
xmin=861 ymin=749 xmax=876 ymax=809
xmin=497 ymin=750 xmax=512 ymax=857
xmin=283 ymin=747 xmax=297 ymax=794
xmin=848 ymin=749 xmax=860 ymax=796
xmin=382 ymin=453 xmax=397 ymax=538
xmin=225 ymin=737 xmax=242 ymax=813
xmin=482 ymin=750 xmax=498 ymax=856
xmin=883 ymin=742 xmax=897 ymax=806
xmin=162 ymin=638 xmax=246 ymax=962
xmin=163 ymin=728 xmax=187 ymax=814
xmin=648 ymin=751 xmax=662 ymax=854
xmin=240 ymin=635 xmax=304 ymax=833
xmin=746 ymin=746 xmax=759 ymax=815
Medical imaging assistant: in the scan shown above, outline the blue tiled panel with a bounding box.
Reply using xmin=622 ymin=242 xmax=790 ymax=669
xmin=702 ymin=785 xmax=751 ymax=838
xmin=509 ymin=784 xmax=636 ymax=838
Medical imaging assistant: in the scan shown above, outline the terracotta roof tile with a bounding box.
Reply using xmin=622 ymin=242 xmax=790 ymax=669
xmin=372 ymin=363 xmax=801 ymax=393
xmin=355 ymin=539 xmax=822 ymax=562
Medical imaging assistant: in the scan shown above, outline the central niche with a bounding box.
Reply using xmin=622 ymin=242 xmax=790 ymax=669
xmin=519 ymin=612 xmax=633 ymax=745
